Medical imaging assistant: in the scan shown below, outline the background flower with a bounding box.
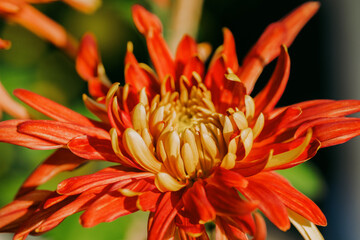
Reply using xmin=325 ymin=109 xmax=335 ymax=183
xmin=0 ymin=0 xmax=359 ymax=239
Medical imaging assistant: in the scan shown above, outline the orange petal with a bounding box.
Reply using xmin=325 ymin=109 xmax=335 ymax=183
xmin=205 ymin=184 xmax=258 ymax=217
xmin=15 ymin=149 xmax=86 ymax=198
xmin=57 ymin=166 xmax=153 ymax=195
xmin=251 ymin=171 xmax=327 ymax=226
xmin=132 ymin=4 xmax=163 ymax=35
xmin=239 ymin=2 xmax=320 ymax=93
xmin=208 ymin=167 xmax=248 ymax=188
xmin=222 ymin=28 xmax=239 ymax=72
xmin=239 ymin=180 xmax=290 ymax=231
xmin=146 ymin=30 xmax=175 ymax=82
xmin=14 ymin=89 xmax=97 ymax=127
xmin=0 ymin=119 xmax=62 ymax=150
xmin=76 ymin=33 xmax=100 ymax=80
xmin=0 ymin=38 xmax=11 ymax=49
xmin=80 ymin=193 xmax=138 ymax=227
xmin=68 ymin=135 xmax=122 ymax=162
xmin=148 ymin=191 xmax=182 ymax=240
xmin=17 ymin=120 xmax=108 ymax=145
xmin=254 ymin=45 xmax=290 ymax=115
xmin=183 ymin=181 xmax=215 ymax=224
xmin=0 ymin=190 xmax=51 ymax=231
xmin=137 ymin=190 xmax=162 ymax=212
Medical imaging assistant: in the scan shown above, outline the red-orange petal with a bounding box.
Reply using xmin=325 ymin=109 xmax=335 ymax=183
xmin=0 ymin=119 xmax=62 ymax=150
xmin=205 ymin=184 xmax=258 ymax=217
xmin=68 ymin=135 xmax=121 ymax=163
xmin=146 ymin=30 xmax=175 ymax=82
xmin=239 ymin=2 xmax=320 ymax=93
xmin=239 ymin=180 xmax=290 ymax=231
xmin=222 ymin=28 xmax=239 ymax=72
xmin=208 ymin=167 xmax=248 ymax=188
xmin=132 ymin=5 xmax=162 ymax=35
xmin=254 ymin=45 xmax=290 ymax=115
xmin=137 ymin=190 xmax=162 ymax=212
xmin=57 ymin=166 xmax=152 ymax=195
xmin=14 ymin=89 xmax=97 ymax=127
xmin=183 ymin=181 xmax=216 ymax=224
xmin=16 ymin=149 xmax=87 ymax=198
xmin=249 ymin=172 xmax=327 ymax=226
xmin=0 ymin=190 xmax=51 ymax=231
xmin=148 ymin=191 xmax=182 ymax=240
xmin=76 ymin=33 xmax=100 ymax=81
xmin=80 ymin=193 xmax=138 ymax=227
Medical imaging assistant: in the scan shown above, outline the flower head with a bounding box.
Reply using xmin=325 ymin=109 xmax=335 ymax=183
xmin=1 ymin=2 xmax=360 ymax=240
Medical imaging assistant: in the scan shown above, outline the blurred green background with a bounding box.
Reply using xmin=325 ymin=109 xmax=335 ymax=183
xmin=1 ymin=0 xmax=359 ymax=239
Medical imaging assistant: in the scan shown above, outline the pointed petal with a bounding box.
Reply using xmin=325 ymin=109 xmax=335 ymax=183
xmin=0 ymin=190 xmax=51 ymax=231
xmin=294 ymin=117 xmax=360 ymax=147
xmin=14 ymin=89 xmax=97 ymax=127
xmin=146 ymin=30 xmax=175 ymax=82
xmin=239 ymin=2 xmax=320 ymax=93
xmin=0 ymin=119 xmax=62 ymax=150
xmin=250 ymin=172 xmax=326 ymax=226
xmin=222 ymin=28 xmax=239 ymax=72
xmin=289 ymin=99 xmax=360 ymax=127
xmin=37 ymin=186 xmax=107 ymax=233
xmin=254 ymin=45 xmax=290 ymax=115
xmin=17 ymin=120 xmax=108 ymax=145
xmin=76 ymin=33 xmax=100 ymax=81
xmin=175 ymin=35 xmax=200 ymax=79
xmin=132 ymin=5 xmax=162 ymax=35
xmin=57 ymin=166 xmax=153 ymax=195
xmin=16 ymin=149 xmax=87 ymax=197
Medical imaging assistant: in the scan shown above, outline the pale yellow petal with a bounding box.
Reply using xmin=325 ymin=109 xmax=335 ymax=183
xmin=288 ymin=209 xmax=324 ymax=240
xmin=155 ymin=172 xmax=186 ymax=192
xmin=123 ymin=128 xmax=162 ymax=173
xmin=253 ymin=113 xmax=265 ymax=139
xmin=266 ymin=129 xmax=313 ymax=169
xmin=132 ymin=103 xmax=147 ymax=132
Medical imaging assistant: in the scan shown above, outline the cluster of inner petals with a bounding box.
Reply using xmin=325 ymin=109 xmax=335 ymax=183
xmin=112 ymin=73 xmax=265 ymax=192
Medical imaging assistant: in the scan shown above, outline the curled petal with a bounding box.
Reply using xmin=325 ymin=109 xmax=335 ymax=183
xmin=254 ymin=45 xmax=290 ymax=115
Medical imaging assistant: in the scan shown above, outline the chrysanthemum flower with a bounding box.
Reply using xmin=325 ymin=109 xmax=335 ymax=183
xmin=1 ymin=2 xmax=360 ymax=240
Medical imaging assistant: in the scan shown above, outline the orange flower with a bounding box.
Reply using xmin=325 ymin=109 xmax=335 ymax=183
xmin=1 ymin=2 xmax=360 ymax=240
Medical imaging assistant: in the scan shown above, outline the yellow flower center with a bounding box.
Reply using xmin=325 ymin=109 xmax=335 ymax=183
xmin=114 ymin=75 xmax=265 ymax=192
